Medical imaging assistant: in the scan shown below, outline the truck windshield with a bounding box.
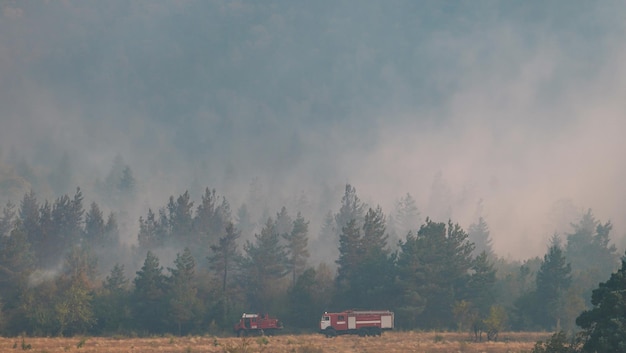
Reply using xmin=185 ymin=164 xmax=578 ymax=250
xmin=322 ymin=316 xmax=330 ymax=321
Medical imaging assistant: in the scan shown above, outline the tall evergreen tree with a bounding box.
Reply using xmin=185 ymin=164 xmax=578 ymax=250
xmin=193 ymin=188 xmax=231 ymax=252
xmin=0 ymin=226 xmax=35 ymax=333
xmin=395 ymin=230 xmax=427 ymax=328
xmin=391 ymin=193 xmax=420 ymax=241
xmin=577 ymin=253 xmax=626 ymax=352
xmin=356 ymin=206 xmax=395 ymax=309
xmin=93 ymin=263 xmax=131 ymax=334
xmin=138 ymin=209 xmax=161 ymax=249
xmin=335 ymin=184 xmax=366 ymax=233
xmin=0 ymin=201 xmax=16 ymax=237
xmin=168 ymin=191 xmax=194 ymax=243
xmin=208 ymin=222 xmax=241 ymax=293
xmin=467 ymin=217 xmax=494 ymax=259
xmin=84 ymin=202 xmax=106 ymax=247
xmin=283 ymin=212 xmax=310 ymax=285
xmin=274 ymin=206 xmax=293 ymax=238
xmin=241 ymin=218 xmax=288 ymax=312
xmin=396 ymin=219 xmax=474 ymax=329
xmin=465 ymin=252 xmax=497 ymax=321
xmin=335 ymin=219 xmax=362 ymax=286
xmin=18 ymin=190 xmax=40 ymax=254
xmin=535 ymin=235 xmax=572 ymax=330
xmin=132 ymin=251 xmax=167 ymax=333
xmin=166 ymin=248 xmax=199 ymax=335
xmin=207 ymin=222 xmax=241 ymax=327
xmin=235 ymin=203 xmax=254 ymax=240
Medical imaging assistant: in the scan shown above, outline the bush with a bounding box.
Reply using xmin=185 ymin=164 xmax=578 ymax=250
xmin=531 ymin=331 xmax=581 ymax=353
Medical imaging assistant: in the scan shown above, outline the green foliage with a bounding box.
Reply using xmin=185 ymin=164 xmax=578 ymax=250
xmin=465 ymin=251 xmax=497 ymax=317
xmin=396 ymin=218 xmax=474 ymax=329
xmin=167 ymin=248 xmax=200 ymax=335
xmin=530 ymin=331 xmax=581 ymax=353
xmin=93 ymin=264 xmax=131 ymax=334
xmin=576 ymin=255 xmax=626 ymax=352
xmin=483 ymin=305 xmax=507 ymax=341
xmin=241 ymin=217 xmax=289 ymax=311
xmin=283 ymin=212 xmax=310 ymax=286
xmin=132 ymin=251 xmax=167 ymax=333
xmin=535 ymin=235 xmax=572 ymax=330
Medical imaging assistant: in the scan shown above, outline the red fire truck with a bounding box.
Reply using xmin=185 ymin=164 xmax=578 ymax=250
xmin=319 ymin=310 xmax=394 ymax=337
xmin=233 ymin=313 xmax=283 ymax=337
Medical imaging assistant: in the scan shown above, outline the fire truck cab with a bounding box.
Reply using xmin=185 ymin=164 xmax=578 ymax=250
xmin=233 ymin=313 xmax=283 ymax=337
xmin=320 ymin=310 xmax=394 ymax=337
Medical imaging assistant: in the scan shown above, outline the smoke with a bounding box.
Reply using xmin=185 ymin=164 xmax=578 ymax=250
xmin=1 ymin=1 xmax=626 ymax=261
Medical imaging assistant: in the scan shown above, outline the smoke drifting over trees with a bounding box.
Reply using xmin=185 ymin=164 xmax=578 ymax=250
xmin=1 ymin=0 xmax=626 ymax=338
xmin=2 ymin=0 xmax=626 ymax=260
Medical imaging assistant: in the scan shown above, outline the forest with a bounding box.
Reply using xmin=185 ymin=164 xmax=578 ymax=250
xmin=0 ymin=161 xmax=621 ymax=341
xmin=2 ymin=2 xmax=626 ymax=352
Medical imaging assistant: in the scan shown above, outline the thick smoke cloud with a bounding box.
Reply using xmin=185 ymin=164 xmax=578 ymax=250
xmin=1 ymin=0 xmax=625 ymax=260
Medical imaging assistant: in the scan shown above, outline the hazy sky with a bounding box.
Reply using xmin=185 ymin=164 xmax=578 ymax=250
xmin=1 ymin=0 xmax=625 ymax=260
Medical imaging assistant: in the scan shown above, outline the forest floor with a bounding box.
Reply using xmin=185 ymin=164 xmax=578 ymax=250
xmin=0 ymin=331 xmax=551 ymax=353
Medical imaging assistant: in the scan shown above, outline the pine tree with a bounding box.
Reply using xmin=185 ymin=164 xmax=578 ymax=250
xmin=193 ymin=188 xmax=231 ymax=248
xmin=133 ymin=251 xmax=167 ymax=333
xmin=241 ymin=218 xmax=288 ymax=311
xmin=396 ymin=219 xmax=474 ymax=329
xmin=0 ymin=201 xmax=16 ymax=237
xmin=535 ymin=234 xmax=571 ymax=330
xmin=18 ymin=190 xmax=40 ymax=255
xmin=577 ymin=254 xmax=626 ymax=352
xmin=283 ymin=212 xmax=310 ymax=285
xmin=353 ymin=206 xmax=395 ymax=308
xmin=168 ymin=191 xmax=194 ymax=243
xmin=392 ymin=193 xmax=420 ymax=240
xmin=138 ymin=209 xmax=161 ymax=249
xmin=208 ymin=222 xmax=241 ymax=327
xmin=336 ymin=219 xmax=362 ymax=285
xmin=84 ymin=202 xmax=105 ymax=247
xmin=335 ymin=184 xmax=366 ymax=233
xmin=467 ymin=217 xmax=494 ymax=259
xmin=166 ymin=248 xmax=199 ymax=335
xmin=93 ymin=264 xmax=131 ymax=334
xmin=208 ymin=222 xmax=241 ymax=293
xmin=465 ymin=252 xmax=497 ymax=319
xmin=275 ymin=206 xmax=293 ymax=238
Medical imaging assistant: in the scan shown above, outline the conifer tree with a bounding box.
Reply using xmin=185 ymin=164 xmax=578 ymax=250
xmin=577 ymin=253 xmax=626 ymax=352
xmin=535 ymin=235 xmax=571 ymax=330
xmin=133 ymin=251 xmax=167 ymax=333
xmin=167 ymin=248 xmax=199 ymax=335
xmin=468 ymin=217 xmax=494 ymax=259
xmin=284 ymin=212 xmax=310 ymax=285
xmin=241 ymin=218 xmax=288 ymax=311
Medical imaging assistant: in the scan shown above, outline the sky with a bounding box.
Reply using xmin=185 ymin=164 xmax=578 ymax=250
xmin=1 ymin=0 xmax=626 ymax=260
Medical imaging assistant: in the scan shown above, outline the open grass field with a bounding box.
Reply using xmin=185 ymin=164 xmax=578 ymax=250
xmin=0 ymin=331 xmax=551 ymax=353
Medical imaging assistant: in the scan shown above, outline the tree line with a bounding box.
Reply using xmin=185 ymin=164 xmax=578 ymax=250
xmin=0 ymin=184 xmax=621 ymax=339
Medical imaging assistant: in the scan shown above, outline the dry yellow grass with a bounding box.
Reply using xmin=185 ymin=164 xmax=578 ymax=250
xmin=0 ymin=331 xmax=551 ymax=353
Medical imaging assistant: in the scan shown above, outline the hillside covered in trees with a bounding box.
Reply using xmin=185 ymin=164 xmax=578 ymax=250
xmin=1 ymin=0 xmax=626 ymax=344
xmin=0 ymin=178 xmax=621 ymax=337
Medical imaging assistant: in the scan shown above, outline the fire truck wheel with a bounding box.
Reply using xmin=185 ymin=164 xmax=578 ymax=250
xmin=371 ymin=327 xmax=382 ymax=336
xmin=358 ymin=328 xmax=368 ymax=337
xmin=324 ymin=328 xmax=337 ymax=338
xmin=237 ymin=329 xmax=246 ymax=337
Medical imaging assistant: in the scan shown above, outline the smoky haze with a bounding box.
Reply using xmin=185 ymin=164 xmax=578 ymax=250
xmin=1 ymin=0 xmax=625 ymax=261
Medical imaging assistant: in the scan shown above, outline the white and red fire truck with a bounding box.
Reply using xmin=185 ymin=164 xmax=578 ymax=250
xmin=319 ymin=310 xmax=394 ymax=337
xmin=233 ymin=313 xmax=283 ymax=337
